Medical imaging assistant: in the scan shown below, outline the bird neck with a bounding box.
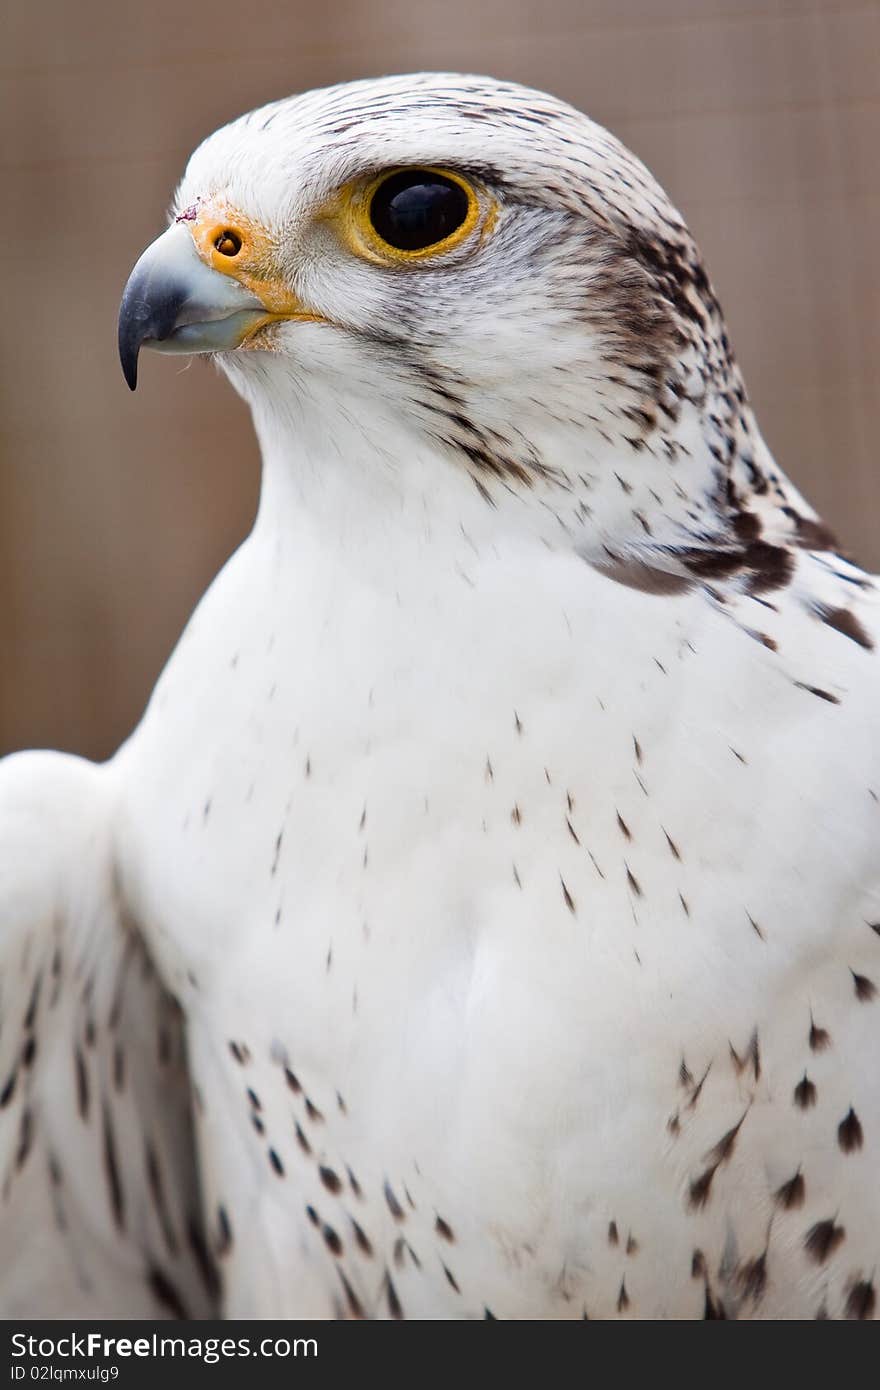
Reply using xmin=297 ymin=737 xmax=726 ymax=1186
xmin=240 ymin=354 xmax=825 ymax=601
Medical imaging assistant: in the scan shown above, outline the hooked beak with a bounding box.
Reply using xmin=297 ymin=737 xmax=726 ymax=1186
xmin=118 ymin=222 xmax=279 ymax=390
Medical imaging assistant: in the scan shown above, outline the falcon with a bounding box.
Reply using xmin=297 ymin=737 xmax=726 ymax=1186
xmin=2 ymin=73 xmax=879 ymax=1320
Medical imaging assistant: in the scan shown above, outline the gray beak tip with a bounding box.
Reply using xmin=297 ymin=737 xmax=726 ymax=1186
xmin=118 ymin=276 xmax=172 ymax=393
xmin=119 ymin=328 xmax=139 ymax=391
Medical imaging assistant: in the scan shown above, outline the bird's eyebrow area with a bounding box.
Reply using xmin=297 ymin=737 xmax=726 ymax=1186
xmin=444 ymin=162 xmax=510 ymax=190
xmin=443 ymin=163 xmax=559 ymax=212
xmin=345 ymin=160 xmax=511 ymax=193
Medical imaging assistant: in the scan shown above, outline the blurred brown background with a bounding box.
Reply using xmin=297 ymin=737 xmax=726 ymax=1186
xmin=1 ymin=0 xmax=877 ymax=760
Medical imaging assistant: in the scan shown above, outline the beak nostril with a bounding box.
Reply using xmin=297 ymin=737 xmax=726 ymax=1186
xmin=214 ymin=230 xmax=242 ymax=257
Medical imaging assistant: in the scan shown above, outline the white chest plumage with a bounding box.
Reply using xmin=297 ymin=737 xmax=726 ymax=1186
xmin=115 ymin=461 xmax=880 ymax=1319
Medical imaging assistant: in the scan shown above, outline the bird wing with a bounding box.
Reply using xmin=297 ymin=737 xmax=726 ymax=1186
xmin=0 ymin=750 xmax=217 ymax=1318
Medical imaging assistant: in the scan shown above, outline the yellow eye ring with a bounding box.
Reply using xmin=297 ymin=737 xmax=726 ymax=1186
xmin=192 ymin=217 xmax=256 ymax=275
xmin=343 ymin=166 xmax=482 ymax=265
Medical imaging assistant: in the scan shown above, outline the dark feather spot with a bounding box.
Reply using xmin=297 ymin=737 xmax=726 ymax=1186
xmin=187 ymin=1217 xmax=220 ymax=1300
xmin=688 ymin=1163 xmax=718 ymax=1210
xmin=703 ymin=1287 xmax=727 ymax=1319
xmin=809 ymin=1018 xmax=831 ymax=1051
xmin=216 ymin=1204 xmax=232 ymax=1256
xmin=736 ymin=1252 xmax=767 ymax=1303
xmin=271 ymin=829 xmax=284 ymax=876
xmin=560 ymin=877 xmax=576 ymax=914
xmin=24 ymin=976 xmax=42 ymax=1032
xmin=148 ymin=1267 xmax=189 ymax=1320
xmin=102 ymin=1103 xmax=124 ymax=1228
xmin=323 ymin=1223 xmax=343 ymax=1256
xmin=838 ymin=1108 xmax=863 ymax=1153
xmin=686 ymin=1063 xmax=712 ymax=1110
xmin=351 ymin=1218 xmax=373 ymax=1256
xmin=792 ymin=515 xmax=838 ymax=551
xmin=384 ymin=1179 xmax=404 ymax=1219
xmin=774 ymin=1170 xmax=806 ymax=1210
xmin=845 ymin=1278 xmax=876 ymax=1320
xmin=804 ymin=1218 xmax=845 ymax=1265
xmin=794 ymin=1074 xmax=817 ymax=1108
xmin=705 ymin=1111 xmax=747 ymax=1166
xmin=319 ymin=1165 xmax=342 ymax=1195
xmin=338 ymin=1269 xmax=365 ymax=1318
xmin=744 ymin=542 xmax=795 ymax=595
xmin=435 ymin=1215 xmax=454 ymax=1242
xmin=591 ymin=551 xmax=693 ymax=596
xmin=73 ymin=1048 xmax=89 ymax=1119
xmin=15 ymin=1107 xmax=33 ymax=1171
xmin=268 ymin=1148 xmax=284 ymax=1176
xmin=794 ymin=681 xmax=840 ymax=705
xmin=816 ymin=605 xmax=874 ymax=650
xmin=852 ymin=970 xmax=877 ymax=1002
xmin=385 ymin=1273 xmax=404 ymax=1319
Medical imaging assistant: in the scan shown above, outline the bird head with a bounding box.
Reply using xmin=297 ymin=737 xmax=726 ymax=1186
xmin=119 ymin=74 xmax=818 ymax=577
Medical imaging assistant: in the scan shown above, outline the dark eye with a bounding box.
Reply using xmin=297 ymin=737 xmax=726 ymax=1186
xmin=369 ymin=170 xmax=471 ymax=252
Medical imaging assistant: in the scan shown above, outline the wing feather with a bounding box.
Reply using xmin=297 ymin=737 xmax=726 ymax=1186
xmin=0 ymin=751 xmax=217 ymax=1318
